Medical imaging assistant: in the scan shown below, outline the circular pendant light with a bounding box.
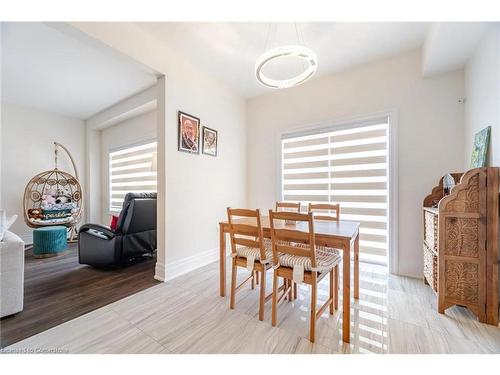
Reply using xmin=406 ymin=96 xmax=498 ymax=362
xmin=255 ymin=45 xmax=318 ymax=89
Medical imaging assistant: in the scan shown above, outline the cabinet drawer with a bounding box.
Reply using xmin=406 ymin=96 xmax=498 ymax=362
xmin=423 ymin=243 xmax=438 ymax=292
xmin=424 ymin=210 xmax=438 ymax=250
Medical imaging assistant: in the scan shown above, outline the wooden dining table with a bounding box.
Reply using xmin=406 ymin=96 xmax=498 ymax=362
xmin=218 ymin=216 xmax=360 ymax=343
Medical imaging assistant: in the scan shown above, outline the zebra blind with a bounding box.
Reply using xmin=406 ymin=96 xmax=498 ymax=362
xmin=282 ymin=119 xmax=389 ymax=265
xmin=109 ymin=141 xmax=158 ymax=212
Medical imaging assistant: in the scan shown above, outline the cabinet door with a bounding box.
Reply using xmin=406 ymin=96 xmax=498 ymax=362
xmin=438 ymin=169 xmax=486 ymax=321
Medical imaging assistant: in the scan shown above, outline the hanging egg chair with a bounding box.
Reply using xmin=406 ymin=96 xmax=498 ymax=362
xmin=23 ymin=142 xmax=84 ymax=241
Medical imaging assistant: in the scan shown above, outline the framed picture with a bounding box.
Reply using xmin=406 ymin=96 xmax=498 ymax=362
xmin=178 ymin=111 xmax=200 ymax=154
xmin=202 ymin=126 xmax=218 ymax=157
xmin=470 ymin=126 xmax=491 ymax=168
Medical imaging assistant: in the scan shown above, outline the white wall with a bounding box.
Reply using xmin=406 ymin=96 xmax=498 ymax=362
xmin=464 ymin=24 xmax=500 ymax=168
xmin=84 ymin=85 xmax=157 ymax=225
xmin=0 ymin=102 xmax=86 ymax=243
xmin=100 ymin=110 xmax=157 ymax=224
xmin=71 ymin=23 xmax=247 ymax=280
xmin=246 ymin=50 xmax=465 ymax=277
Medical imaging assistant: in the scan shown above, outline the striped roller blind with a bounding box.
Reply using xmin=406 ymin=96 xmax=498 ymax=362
xmin=282 ymin=119 xmax=389 ymax=265
xmin=109 ymin=141 xmax=158 ymax=212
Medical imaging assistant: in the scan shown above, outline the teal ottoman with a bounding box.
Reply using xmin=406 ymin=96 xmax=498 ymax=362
xmin=33 ymin=226 xmax=68 ymax=258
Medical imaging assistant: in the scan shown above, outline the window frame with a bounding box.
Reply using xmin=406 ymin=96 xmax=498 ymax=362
xmin=276 ymin=111 xmax=398 ymax=274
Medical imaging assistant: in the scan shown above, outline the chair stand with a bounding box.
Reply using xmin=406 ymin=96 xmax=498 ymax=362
xmin=230 ymin=257 xmax=273 ymax=321
xmin=272 ymin=264 xmax=339 ymax=343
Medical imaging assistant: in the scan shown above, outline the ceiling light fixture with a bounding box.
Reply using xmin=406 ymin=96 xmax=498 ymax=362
xmin=255 ymin=24 xmax=317 ymax=89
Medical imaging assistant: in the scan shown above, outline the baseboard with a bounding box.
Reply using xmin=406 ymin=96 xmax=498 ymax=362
xmin=395 ymin=271 xmax=421 ymax=279
xmin=19 ymin=234 xmax=33 ymax=245
xmin=154 ymin=262 xmax=166 ymax=282
xmin=161 ymin=247 xmax=219 ymax=282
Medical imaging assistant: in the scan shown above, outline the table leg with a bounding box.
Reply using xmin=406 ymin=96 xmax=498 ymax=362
xmin=342 ymin=240 xmax=350 ymax=343
xmin=219 ymin=223 xmax=226 ymax=297
xmin=354 ymin=232 xmax=359 ymax=299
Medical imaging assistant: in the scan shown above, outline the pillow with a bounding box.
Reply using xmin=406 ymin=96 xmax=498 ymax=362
xmin=41 ymin=209 xmax=72 ymax=220
xmin=0 ymin=210 xmax=18 ymax=242
xmin=110 ymin=215 xmax=119 ymax=231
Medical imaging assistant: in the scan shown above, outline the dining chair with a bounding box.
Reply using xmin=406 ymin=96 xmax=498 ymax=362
xmin=269 ymin=210 xmax=341 ymax=342
xmin=275 ymin=201 xmax=301 ymax=213
xmin=275 ymin=201 xmax=302 ymax=298
xmin=308 ymin=203 xmax=341 ymax=300
xmin=226 ymin=207 xmax=273 ymax=321
xmin=308 ymin=203 xmax=340 ymax=221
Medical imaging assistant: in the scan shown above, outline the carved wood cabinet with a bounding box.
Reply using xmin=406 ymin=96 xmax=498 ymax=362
xmin=423 ymin=167 xmax=500 ymax=326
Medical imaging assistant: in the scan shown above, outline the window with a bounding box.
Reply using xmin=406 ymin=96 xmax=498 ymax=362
xmin=281 ymin=118 xmax=389 ymax=265
xmin=109 ymin=141 xmax=157 ymax=212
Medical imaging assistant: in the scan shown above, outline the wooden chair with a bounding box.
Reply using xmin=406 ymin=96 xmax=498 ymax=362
xmin=275 ymin=201 xmax=301 ymax=213
xmin=275 ymin=201 xmax=302 ymax=297
xmin=308 ymin=203 xmax=340 ymax=221
xmin=308 ymin=203 xmax=341 ymax=302
xmin=227 ymin=207 xmax=273 ymax=321
xmin=269 ymin=210 xmax=341 ymax=342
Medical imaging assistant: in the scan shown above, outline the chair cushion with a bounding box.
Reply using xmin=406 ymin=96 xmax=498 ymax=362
xmin=235 ymin=238 xmax=273 ymax=263
xmin=278 ymin=243 xmax=341 ymax=272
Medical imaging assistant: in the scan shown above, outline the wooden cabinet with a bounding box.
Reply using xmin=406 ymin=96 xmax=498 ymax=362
xmin=423 ymin=168 xmax=499 ymax=326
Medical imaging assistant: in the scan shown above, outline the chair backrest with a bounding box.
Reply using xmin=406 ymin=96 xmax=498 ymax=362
xmin=117 ymin=193 xmax=157 ymax=234
xmin=275 ymin=201 xmax=301 ymax=213
xmin=268 ymin=210 xmax=316 ymax=269
xmin=226 ymin=208 xmax=267 ymax=261
xmin=308 ymin=203 xmax=340 ymax=221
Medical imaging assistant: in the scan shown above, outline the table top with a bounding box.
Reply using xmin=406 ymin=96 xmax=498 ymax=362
xmin=220 ymin=216 xmax=360 ymax=240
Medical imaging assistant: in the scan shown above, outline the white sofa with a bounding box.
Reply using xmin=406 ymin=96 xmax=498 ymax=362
xmin=0 ymin=231 xmax=25 ymax=318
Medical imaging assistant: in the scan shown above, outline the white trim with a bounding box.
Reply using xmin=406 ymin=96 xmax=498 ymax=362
xmin=162 ymin=247 xmax=219 ymax=282
xmin=387 ymin=111 xmax=399 ymax=275
xmin=154 ymin=261 xmax=166 ymax=282
xmin=154 ymin=76 xmax=167 ymax=283
xmin=275 ymin=110 xmax=399 ymax=275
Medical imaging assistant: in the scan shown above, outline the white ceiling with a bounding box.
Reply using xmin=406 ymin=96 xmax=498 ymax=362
xmin=137 ymin=22 xmax=431 ymax=98
xmin=1 ymin=22 xmax=158 ymax=119
xmin=422 ymin=22 xmax=490 ymax=77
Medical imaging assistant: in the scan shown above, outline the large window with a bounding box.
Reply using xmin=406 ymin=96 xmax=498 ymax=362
xmin=109 ymin=141 xmax=158 ymax=212
xmin=281 ymin=118 xmax=389 ymax=265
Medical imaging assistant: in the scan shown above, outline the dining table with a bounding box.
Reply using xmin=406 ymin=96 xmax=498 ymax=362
xmin=218 ymin=216 xmax=360 ymax=343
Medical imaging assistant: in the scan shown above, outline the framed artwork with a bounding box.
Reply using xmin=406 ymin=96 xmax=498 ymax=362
xmin=202 ymin=126 xmax=218 ymax=157
xmin=178 ymin=111 xmax=200 ymax=154
xmin=470 ymin=126 xmax=491 ymax=168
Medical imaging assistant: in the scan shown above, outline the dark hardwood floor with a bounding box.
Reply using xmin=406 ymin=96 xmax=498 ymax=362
xmin=0 ymin=243 xmax=159 ymax=348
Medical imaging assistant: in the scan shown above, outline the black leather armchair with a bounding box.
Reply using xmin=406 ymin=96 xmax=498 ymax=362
xmin=78 ymin=193 xmax=157 ymax=267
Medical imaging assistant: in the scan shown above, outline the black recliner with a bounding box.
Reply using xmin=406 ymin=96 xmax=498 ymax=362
xmin=78 ymin=193 xmax=157 ymax=267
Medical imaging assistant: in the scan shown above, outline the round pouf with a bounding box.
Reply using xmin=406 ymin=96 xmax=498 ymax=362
xmin=33 ymin=226 xmax=68 ymax=258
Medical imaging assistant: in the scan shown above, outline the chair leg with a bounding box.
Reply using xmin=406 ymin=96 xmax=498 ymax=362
xmin=272 ymin=269 xmax=278 ymax=327
xmin=334 ymin=264 xmax=339 ymax=310
xmin=329 ymin=269 xmax=334 ymax=315
xmin=255 ymin=270 xmax=259 ymax=285
xmin=259 ymin=267 xmax=266 ymax=321
xmin=294 ymin=282 xmax=298 ymax=300
xmin=251 ymin=269 xmax=255 ymax=290
xmin=288 ymin=279 xmax=293 ymax=302
xmin=310 ymin=273 xmax=317 ymax=342
xmin=230 ymin=259 xmax=237 ymax=310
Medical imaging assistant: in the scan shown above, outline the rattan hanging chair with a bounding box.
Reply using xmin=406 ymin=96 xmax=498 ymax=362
xmin=23 ymin=142 xmax=84 ymax=241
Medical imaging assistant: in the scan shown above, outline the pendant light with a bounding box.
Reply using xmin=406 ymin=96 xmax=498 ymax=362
xmin=255 ymin=23 xmax=317 ymax=89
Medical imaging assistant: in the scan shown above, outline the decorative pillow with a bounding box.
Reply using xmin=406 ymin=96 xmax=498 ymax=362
xmin=41 ymin=202 xmax=78 ymax=211
xmin=41 ymin=209 xmax=72 ymax=220
xmin=0 ymin=210 xmax=18 ymax=242
xmin=110 ymin=215 xmax=119 ymax=231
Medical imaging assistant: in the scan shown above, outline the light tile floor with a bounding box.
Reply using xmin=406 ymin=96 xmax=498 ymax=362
xmin=3 ymin=260 xmax=500 ymax=354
